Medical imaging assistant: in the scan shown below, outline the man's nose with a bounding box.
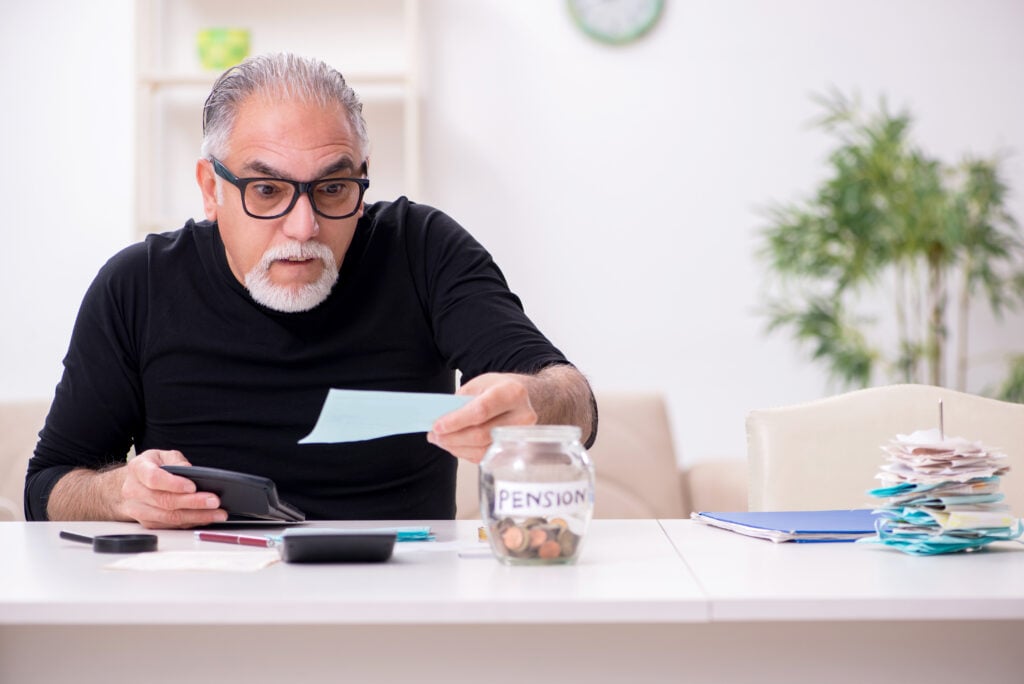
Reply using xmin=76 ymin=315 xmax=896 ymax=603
xmin=281 ymin=191 xmax=319 ymax=241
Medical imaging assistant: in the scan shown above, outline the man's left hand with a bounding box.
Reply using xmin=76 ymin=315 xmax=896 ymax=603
xmin=427 ymin=373 xmax=538 ymax=463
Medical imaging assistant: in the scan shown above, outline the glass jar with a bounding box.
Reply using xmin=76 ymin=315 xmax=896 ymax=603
xmin=479 ymin=425 xmax=595 ymax=565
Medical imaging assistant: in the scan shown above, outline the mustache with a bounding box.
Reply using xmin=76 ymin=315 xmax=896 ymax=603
xmin=257 ymin=241 xmax=336 ymax=271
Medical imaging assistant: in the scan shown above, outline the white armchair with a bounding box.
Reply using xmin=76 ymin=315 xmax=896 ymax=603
xmin=745 ymin=384 xmax=1024 ymax=513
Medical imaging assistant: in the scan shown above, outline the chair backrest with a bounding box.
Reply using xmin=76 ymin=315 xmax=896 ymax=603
xmin=0 ymin=400 xmax=50 ymax=521
xmin=746 ymin=384 xmax=1024 ymax=514
xmin=455 ymin=391 xmax=687 ymax=520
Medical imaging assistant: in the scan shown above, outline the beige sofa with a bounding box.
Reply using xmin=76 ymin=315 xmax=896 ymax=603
xmin=1 ymin=394 xmax=748 ymax=522
xmin=1 ymin=400 xmax=50 ymax=521
xmin=456 ymin=391 xmax=747 ymax=519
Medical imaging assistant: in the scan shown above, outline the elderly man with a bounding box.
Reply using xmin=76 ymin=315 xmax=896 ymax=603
xmin=26 ymin=53 xmax=595 ymax=527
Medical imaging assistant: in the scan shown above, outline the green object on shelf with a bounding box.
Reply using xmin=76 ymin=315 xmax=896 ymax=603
xmin=197 ymin=28 xmax=250 ymax=71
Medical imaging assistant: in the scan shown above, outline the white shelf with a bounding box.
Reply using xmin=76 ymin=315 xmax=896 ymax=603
xmin=138 ymin=70 xmax=409 ymax=90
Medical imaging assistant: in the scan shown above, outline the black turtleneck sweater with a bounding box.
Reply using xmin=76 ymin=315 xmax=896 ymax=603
xmin=26 ymin=198 xmax=580 ymax=521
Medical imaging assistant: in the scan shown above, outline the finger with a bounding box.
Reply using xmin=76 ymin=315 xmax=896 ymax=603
xmin=427 ymin=432 xmax=489 ymax=464
xmin=150 ymin=488 xmax=223 ymax=512
xmin=429 ymin=408 xmax=539 ymax=463
xmin=125 ymin=500 xmax=229 ymax=529
xmin=123 ymin=490 xmax=226 ymax=528
xmin=433 ymin=398 xmax=493 ymax=435
xmin=430 ymin=421 xmax=494 ymax=450
xmin=133 ymin=452 xmax=196 ymax=494
xmin=121 ymin=466 xmax=220 ymax=509
xmin=446 ymin=446 xmax=488 ymax=464
xmin=135 ymin=448 xmax=191 ymax=466
xmin=434 ymin=383 xmax=532 ymax=435
xmin=149 ymin=449 xmax=191 ymax=466
xmin=432 ymin=400 xmax=539 ymax=447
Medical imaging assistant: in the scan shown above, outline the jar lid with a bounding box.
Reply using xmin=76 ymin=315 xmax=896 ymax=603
xmin=490 ymin=425 xmax=582 ymax=442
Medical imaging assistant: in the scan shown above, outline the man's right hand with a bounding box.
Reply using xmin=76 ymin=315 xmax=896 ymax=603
xmin=116 ymin=450 xmax=228 ymax=528
xmin=46 ymin=449 xmax=228 ymax=529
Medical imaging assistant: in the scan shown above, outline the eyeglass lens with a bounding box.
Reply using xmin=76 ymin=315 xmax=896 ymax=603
xmin=245 ymin=179 xmax=363 ymax=219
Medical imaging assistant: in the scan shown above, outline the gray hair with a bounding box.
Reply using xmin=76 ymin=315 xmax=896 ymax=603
xmin=200 ymin=53 xmax=369 ymax=161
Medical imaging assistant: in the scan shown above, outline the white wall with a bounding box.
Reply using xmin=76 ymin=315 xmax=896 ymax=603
xmin=1 ymin=0 xmax=135 ymax=398
xmin=417 ymin=0 xmax=1024 ymax=464
xmin=4 ymin=0 xmax=1023 ymax=466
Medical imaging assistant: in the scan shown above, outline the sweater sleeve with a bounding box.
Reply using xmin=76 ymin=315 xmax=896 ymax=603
xmin=402 ymin=203 xmax=570 ymax=381
xmin=24 ymin=245 xmax=148 ymax=520
xmin=402 ymin=203 xmax=598 ymax=448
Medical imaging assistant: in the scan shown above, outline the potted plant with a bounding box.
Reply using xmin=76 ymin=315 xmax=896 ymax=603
xmin=759 ymin=89 xmax=1024 ymax=401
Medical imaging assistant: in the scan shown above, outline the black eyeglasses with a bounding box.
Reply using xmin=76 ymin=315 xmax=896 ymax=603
xmin=211 ymin=157 xmax=370 ymax=220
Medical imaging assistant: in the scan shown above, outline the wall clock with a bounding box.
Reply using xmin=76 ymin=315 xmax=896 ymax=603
xmin=567 ymin=0 xmax=665 ymax=45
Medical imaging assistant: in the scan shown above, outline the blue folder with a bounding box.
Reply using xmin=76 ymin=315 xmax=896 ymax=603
xmin=691 ymin=509 xmax=881 ymax=543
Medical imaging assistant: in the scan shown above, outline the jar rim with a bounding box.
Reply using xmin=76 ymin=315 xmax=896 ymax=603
xmin=490 ymin=425 xmax=582 ymax=442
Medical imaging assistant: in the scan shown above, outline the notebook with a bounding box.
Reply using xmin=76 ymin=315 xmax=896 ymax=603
xmin=690 ymin=509 xmax=881 ymax=543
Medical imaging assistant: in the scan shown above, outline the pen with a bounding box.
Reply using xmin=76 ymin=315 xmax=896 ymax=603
xmin=194 ymin=531 xmax=278 ymax=547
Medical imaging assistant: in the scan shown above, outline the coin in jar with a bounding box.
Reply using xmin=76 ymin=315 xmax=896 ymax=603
xmin=500 ymin=524 xmax=530 ymax=553
xmin=527 ymin=526 xmax=550 ymax=549
xmin=538 ymin=539 xmax=562 ymax=559
xmin=558 ymin=528 xmax=579 ymax=557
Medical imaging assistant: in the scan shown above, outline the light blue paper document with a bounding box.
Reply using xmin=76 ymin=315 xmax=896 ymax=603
xmin=299 ymin=389 xmax=471 ymax=444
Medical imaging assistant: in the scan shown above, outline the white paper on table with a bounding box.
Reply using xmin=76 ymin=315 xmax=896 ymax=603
xmin=392 ymin=540 xmax=494 ymax=559
xmin=105 ymin=550 xmax=280 ymax=572
xmin=299 ymin=389 xmax=471 ymax=444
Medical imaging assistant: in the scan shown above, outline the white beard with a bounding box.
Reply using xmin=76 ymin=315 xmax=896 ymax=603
xmin=243 ymin=240 xmax=339 ymax=313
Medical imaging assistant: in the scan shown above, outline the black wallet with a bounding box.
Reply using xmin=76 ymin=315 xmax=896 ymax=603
xmin=161 ymin=465 xmax=306 ymax=522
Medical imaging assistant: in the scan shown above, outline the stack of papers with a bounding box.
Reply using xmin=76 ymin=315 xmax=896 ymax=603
xmin=861 ymin=428 xmax=1022 ymax=555
xmin=691 ymin=509 xmax=880 ymax=543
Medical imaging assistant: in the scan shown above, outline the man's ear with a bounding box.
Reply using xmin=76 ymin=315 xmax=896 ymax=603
xmin=196 ymin=158 xmax=219 ymax=221
xmin=356 ymin=156 xmax=370 ymax=218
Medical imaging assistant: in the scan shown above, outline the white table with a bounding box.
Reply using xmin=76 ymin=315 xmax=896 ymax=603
xmin=660 ymin=520 xmax=1024 ymax=683
xmin=1 ymin=520 xmax=1021 ymax=683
